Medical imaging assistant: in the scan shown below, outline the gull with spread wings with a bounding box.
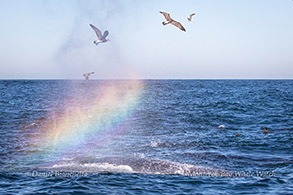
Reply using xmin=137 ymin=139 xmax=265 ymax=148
xmin=187 ymin=13 xmax=195 ymax=22
xmin=160 ymin=11 xmax=186 ymax=32
xmin=89 ymin=24 xmax=110 ymax=45
xmin=83 ymin=72 xmax=94 ymax=80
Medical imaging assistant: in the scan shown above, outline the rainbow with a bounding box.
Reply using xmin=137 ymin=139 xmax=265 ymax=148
xmin=31 ymin=80 xmax=144 ymax=160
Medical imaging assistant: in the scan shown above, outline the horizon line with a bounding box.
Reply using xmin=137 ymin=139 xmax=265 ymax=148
xmin=0 ymin=78 xmax=292 ymax=80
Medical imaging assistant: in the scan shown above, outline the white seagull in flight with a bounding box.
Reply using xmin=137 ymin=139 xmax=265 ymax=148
xmin=160 ymin=11 xmax=186 ymax=32
xmin=83 ymin=72 xmax=94 ymax=80
xmin=89 ymin=24 xmax=110 ymax=45
xmin=187 ymin=13 xmax=195 ymax=22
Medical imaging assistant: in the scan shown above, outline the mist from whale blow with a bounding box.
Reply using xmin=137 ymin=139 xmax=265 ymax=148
xmin=26 ymin=80 xmax=144 ymax=164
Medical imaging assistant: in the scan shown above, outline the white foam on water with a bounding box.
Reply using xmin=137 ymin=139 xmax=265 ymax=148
xmin=61 ymin=157 xmax=75 ymax=161
xmin=41 ymin=157 xmax=225 ymax=177
xmin=150 ymin=141 xmax=159 ymax=147
xmin=45 ymin=162 xmax=133 ymax=174
xmin=52 ymin=162 xmax=76 ymax=168
xmin=83 ymin=163 xmax=133 ymax=173
xmin=133 ymin=153 xmax=145 ymax=158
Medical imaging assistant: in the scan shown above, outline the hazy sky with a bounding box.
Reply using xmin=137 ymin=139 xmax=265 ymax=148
xmin=0 ymin=0 xmax=293 ymax=79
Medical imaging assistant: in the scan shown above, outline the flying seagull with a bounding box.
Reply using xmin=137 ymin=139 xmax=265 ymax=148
xmin=83 ymin=72 xmax=94 ymax=80
xmin=89 ymin=24 xmax=110 ymax=45
xmin=187 ymin=13 xmax=195 ymax=22
xmin=159 ymin=11 xmax=186 ymax=32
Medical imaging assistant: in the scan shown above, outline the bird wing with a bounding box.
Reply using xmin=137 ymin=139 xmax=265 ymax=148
xmin=90 ymin=24 xmax=102 ymax=39
xmin=160 ymin=11 xmax=172 ymax=21
xmin=189 ymin=13 xmax=195 ymax=19
xmin=102 ymin=30 xmax=109 ymax=40
xmin=171 ymin=20 xmax=186 ymax=31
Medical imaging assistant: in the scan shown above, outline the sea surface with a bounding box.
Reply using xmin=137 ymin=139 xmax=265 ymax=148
xmin=0 ymin=80 xmax=292 ymax=194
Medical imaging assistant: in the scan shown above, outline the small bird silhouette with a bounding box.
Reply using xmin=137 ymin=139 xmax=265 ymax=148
xmin=160 ymin=11 xmax=186 ymax=32
xmin=83 ymin=72 xmax=94 ymax=80
xmin=89 ymin=24 xmax=110 ymax=45
xmin=187 ymin=13 xmax=195 ymax=21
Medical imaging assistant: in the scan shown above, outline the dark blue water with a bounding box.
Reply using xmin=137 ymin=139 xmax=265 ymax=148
xmin=0 ymin=80 xmax=292 ymax=194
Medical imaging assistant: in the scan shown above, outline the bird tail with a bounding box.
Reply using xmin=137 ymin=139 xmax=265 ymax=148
xmin=162 ymin=22 xmax=166 ymax=25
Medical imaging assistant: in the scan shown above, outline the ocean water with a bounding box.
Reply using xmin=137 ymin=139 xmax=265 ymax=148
xmin=0 ymin=80 xmax=292 ymax=194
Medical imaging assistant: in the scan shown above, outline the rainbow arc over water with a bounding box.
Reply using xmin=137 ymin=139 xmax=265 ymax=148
xmin=31 ymin=80 xmax=144 ymax=160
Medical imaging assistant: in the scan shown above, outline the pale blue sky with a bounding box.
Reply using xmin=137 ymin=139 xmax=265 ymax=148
xmin=0 ymin=0 xmax=292 ymax=79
